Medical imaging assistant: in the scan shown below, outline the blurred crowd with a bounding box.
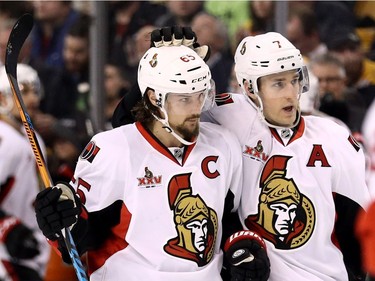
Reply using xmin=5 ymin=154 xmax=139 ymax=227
xmin=1 ymin=1 xmax=375 ymax=280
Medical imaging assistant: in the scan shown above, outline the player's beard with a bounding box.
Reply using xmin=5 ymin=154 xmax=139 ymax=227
xmin=174 ymin=114 xmax=200 ymax=142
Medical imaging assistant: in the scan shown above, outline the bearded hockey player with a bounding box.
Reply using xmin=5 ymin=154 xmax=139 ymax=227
xmin=35 ymin=44 xmax=270 ymax=281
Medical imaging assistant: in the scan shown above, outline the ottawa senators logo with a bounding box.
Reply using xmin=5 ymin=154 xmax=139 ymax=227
xmin=245 ymin=155 xmax=315 ymax=249
xmin=137 ymin=167 xmax=162 ymax=188
xmin=149 ymin=53 xmax=158 ymax=67
xmin=80 ymin=141 xmax=100 ymax=163
xmin=243 ymin=140 xmax=269 ymax=163
xmin=164 ymin=173 xmax=218 ymax=266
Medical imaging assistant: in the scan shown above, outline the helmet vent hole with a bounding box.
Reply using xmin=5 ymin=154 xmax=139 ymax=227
xmin=180 ymin=80 xmax=187 ymax=84
xmin=281 ymin=65 xmax=285 ymax=69
xmin=192 ymin=87 xmax=196 ymax=90
xmin=292 ymin=63 xmax=295 ymax=67
xmin=256 ymin=45 xmax=260 ymax=48
xmin=188 ymin=66 xmax=201 ymax=72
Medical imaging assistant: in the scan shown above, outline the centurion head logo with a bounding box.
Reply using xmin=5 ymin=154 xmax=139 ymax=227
xmin=245 ymin=155 xmax=315 ymax=249
xmin=164 ymin=173 xmax=218 ymax=266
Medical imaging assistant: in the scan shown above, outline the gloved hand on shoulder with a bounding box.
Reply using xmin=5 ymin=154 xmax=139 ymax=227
xmin=224 ymin=230 xmax=270 ymax=281
xmin=150 ymin=26 xmax=211 ymax=62
xmin=35 ymin=183 xmax=81 ymax=241
xmin=0 ymin=210 xmax=40 ymax=259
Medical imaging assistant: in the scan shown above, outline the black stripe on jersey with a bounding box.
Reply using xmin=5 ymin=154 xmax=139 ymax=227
xmin=348 ymin=135 xmax=360 ymax=152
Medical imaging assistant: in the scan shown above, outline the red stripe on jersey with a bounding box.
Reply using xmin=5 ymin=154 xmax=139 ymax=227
xmin=87 ymin=202 xmax=132 ymax=275
xmin=2 ymin=260 xmax=19 ymax=280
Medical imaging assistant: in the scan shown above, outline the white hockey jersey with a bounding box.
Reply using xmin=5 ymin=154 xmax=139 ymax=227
xmin=70 ymin=121 xmax=243 ymax=281
xmin=203 ymin=94 xmax=371 ymax=281
xmin=0 ymin=120 xmax=49 ymax=279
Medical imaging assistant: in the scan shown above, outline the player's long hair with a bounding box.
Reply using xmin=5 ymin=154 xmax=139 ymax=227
xmin=132 ymin=88 xmax=161 ymax=128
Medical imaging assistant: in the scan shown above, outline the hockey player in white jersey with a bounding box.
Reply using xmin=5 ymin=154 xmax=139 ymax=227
xmin=35 ymin=44 xmax=270 ymax=281
xmin=113 ymin=28 xmax=372 ymax=281
xmin=201 ymin=32 xmax=371 ymax=281
xmin=0 ymin=64 xmax=50 ymax=280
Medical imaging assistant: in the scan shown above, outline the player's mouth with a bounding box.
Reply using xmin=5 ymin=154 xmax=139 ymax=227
xmin=282 ymin=105 xmax=296 ymax=115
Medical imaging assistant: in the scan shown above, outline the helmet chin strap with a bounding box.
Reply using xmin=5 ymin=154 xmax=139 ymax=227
xmin=151 ymin=108 xmax=197 ymax=146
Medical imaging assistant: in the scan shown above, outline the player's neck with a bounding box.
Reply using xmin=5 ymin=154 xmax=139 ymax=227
xmin=150 ymin=120 xmax=184 ymax=148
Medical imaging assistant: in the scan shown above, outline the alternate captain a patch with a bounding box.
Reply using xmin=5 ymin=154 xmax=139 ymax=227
xmin=80 ymin=141 xmax=100 ymax=163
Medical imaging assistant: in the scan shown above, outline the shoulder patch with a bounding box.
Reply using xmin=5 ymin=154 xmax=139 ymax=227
xmin=348 ymin=135 xmax=360 ymax=152
xmin=215 ymin=93 xmax=233 ymax=106
xmin=80 ymin=141 xmax=101 ymax=162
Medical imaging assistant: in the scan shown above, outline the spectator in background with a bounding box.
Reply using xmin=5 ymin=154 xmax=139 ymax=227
xmin=0 ymin=63 xmax=50 ymax=281
xmin=121 ymin=24 xmax=156 ymax=84
xmin=309 ymin=53 xmax=367 ymax=133
xmin=0 ymin=1 xmax=34 ymax=66
xmin=191 ymin=12 xmax=233 ymax=93
xmin=286 ymin=5 xmax=327 ymax=61
xmin=203 ymin=1 xmax=249 ymax=48
xmin=300 ymin=70 xmax=351 ymax=132
xmin=327 ymin=28 xmax=375 ymax=108
xmin=289 ymin=1 xmax=356 ymax=47
xmin=34 ymin=13 xmax=92 ymax=150
xmin=155 ymin=1 xmax=204 ymax=27
xmin=234 ymin=0 xmax=275 ymax=47
xmin=104 ymin=63 xmax=130 ymax=130
xmin=108 ymin=1 xmax=167 ymax=82
xmin=248 ymin=0 xmax=275 ymax=35
xmin=30 ymin=1 xmax=81 ymax=69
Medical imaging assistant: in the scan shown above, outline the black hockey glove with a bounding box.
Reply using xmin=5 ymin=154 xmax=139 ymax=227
xmin=35 ymin=183 xmax=81 ymax=241
xmin=224 ymin=230 xmax=270 ymax=281
xmin=150 ymin=26 xmax=211 ymax=62
xmin=0 ymin=211 xmax=40 ymax=259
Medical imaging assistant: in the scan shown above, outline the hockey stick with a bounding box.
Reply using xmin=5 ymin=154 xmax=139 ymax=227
xmin=5 ymin=14 xmax=88 ymax=281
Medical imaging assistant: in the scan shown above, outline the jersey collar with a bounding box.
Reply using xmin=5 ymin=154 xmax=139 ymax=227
xmin=270 ymin=117 xmax=305 ymax=146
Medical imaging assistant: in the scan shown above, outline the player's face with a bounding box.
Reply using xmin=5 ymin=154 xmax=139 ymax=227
xmin=258 ymin=70 xmax=301 ymax=127
xmin=165 ymin=91 xmax=206 ymax=141
xmin=310 ymin=63 xmax=346 ymax=100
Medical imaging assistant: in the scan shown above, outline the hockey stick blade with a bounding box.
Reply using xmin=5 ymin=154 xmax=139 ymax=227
xmin=5 ymin=14 xmax=88 ymax=281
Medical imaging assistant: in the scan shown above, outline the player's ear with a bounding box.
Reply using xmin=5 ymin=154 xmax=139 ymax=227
xmin=243 ymin=80 xmax=254 ymax=97
xmin=243 ymin=80 xmax=259 ymax=106
xmin=147 ymin=89 xmax=158 ymax=107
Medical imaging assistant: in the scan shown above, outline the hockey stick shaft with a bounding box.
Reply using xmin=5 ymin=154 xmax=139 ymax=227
xmin=5 ymin=14 xmax=88 ymax=281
